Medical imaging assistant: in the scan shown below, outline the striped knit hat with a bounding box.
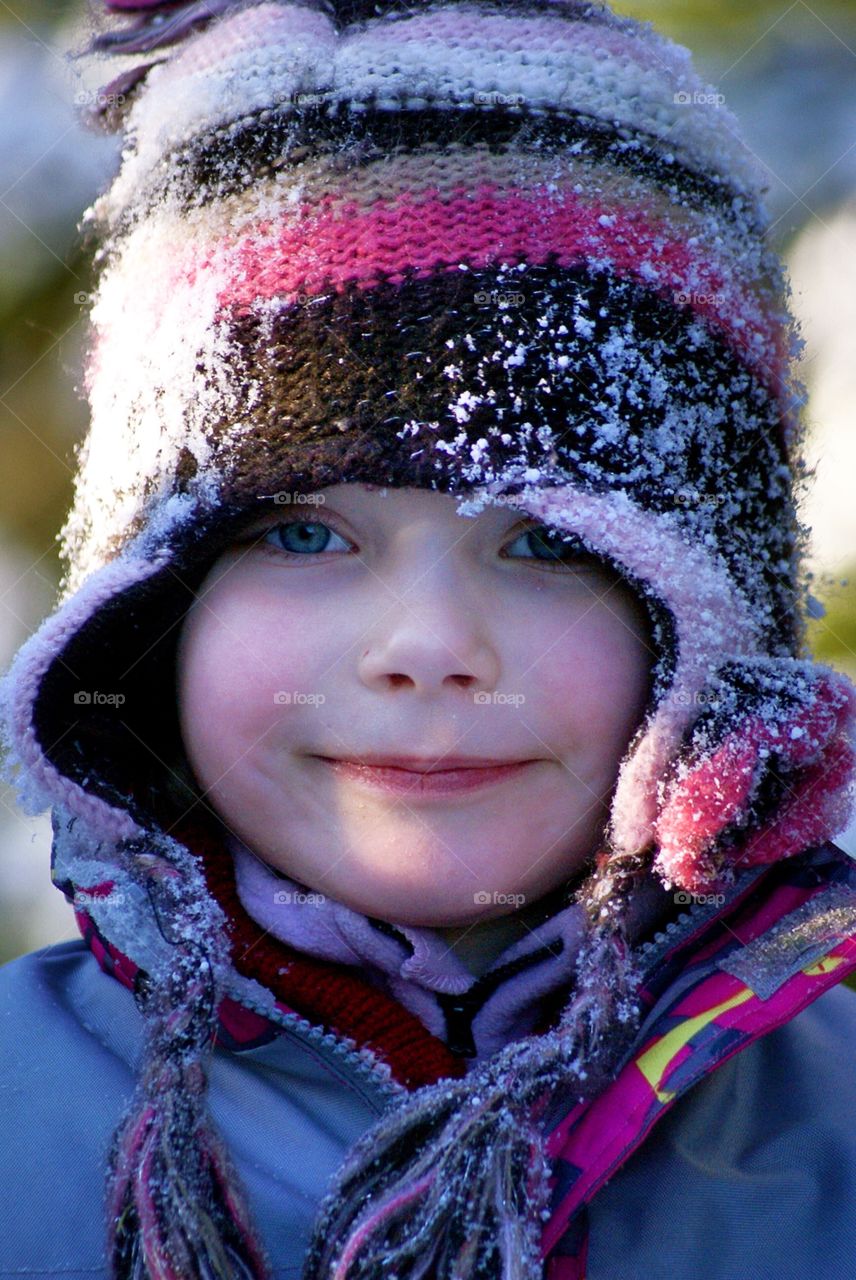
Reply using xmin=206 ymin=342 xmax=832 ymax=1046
xmin=1 ymin=1 xmax=855 ymax=1277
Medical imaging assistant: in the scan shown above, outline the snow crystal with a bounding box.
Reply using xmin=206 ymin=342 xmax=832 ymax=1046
xmin=449 ymin=390 xmax=484 ymax=423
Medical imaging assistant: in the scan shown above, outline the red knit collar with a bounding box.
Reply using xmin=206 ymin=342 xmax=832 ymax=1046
xmin=171 ymin=812 xmax=470 ymax=1090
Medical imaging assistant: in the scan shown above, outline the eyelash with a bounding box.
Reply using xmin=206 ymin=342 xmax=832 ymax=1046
xmin=244 ymin=517 xmax=596 ymax=571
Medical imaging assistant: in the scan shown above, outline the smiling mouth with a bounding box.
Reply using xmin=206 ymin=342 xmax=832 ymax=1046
xmin=313 ymin=756 xmax=539 ymax=796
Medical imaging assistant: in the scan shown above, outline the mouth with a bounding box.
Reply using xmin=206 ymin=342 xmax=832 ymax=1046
xmin=312 ymin=755 xmax=540 ymax=797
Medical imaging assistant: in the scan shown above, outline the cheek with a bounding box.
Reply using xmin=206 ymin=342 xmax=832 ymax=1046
xmin=175 ymin=572 xmax=319 ymax=768
xmin=528 ymin=601 xmax=652 ymax=757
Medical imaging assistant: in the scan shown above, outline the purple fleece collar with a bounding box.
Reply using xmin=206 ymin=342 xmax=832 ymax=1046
xmin=229 ymin=833 xmax=592 ymax=1069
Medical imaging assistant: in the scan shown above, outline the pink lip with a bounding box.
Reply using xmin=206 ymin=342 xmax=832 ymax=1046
xmin=314 ymin=756 xmax=538 ymax=796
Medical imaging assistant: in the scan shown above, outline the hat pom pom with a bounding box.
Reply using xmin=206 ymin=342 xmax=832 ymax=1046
xmin=654 ymin=661 xmax=856 ymax=893
xmin=81 ymin=0 xmax=252 ymax=129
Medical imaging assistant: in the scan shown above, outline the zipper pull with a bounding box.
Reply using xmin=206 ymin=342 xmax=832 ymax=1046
xmin=436 ymin=992 xmax=480 ymax=1058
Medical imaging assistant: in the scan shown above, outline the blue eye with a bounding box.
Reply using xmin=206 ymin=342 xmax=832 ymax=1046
xmin=504 ymin=525 xmax=594 ymax=566
xmin=250 ymin=517 xmax=597 ymax=569
xmin=262 ymin=520 xmax=351 ymax=556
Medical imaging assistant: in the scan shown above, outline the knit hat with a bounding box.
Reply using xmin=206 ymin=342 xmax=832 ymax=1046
xmin=1 ymin=0 xmax=855 ymax=1276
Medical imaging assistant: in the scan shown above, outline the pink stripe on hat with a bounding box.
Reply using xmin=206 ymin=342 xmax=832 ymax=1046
xmin=202 ymin=186 xmax=788 ymax=400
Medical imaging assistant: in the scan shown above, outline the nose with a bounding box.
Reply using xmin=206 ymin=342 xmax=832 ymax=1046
xmin=357 ymin=573 xmax=501 ymax=696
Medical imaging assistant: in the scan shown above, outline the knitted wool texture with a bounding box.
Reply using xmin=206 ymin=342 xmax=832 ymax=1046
xmin=1 ymin=1 xmax=855 ymax=1278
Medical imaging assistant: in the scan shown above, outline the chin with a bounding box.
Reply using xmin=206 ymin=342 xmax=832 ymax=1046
xmin=332 ymin=883 xmax=474 ymax=927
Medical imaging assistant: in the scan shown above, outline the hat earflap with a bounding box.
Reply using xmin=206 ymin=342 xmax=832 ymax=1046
xmin=655 ymin=660 xmax=856 ymax=894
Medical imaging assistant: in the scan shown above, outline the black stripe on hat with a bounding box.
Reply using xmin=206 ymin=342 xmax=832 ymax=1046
xmin=119 ymin=103 xmax=760 ymax=236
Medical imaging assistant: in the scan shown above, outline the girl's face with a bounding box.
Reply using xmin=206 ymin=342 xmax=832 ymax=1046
xmin=176 ymin=483 xmax=654 ymax=927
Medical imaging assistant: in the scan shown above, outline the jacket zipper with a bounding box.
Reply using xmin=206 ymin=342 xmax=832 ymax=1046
xmin=632 ymin=865 xmax=768 ymax=975
xmin=220 ymin=867 xmax=769 ymax=1101
xmin=221 ymin=976 xmax=408 ymax=1103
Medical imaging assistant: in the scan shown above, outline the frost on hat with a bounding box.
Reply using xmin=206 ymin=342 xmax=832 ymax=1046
xmin=2 ymin=0 xmax=855 ymax=897
xmin=1 ymin=4 xmax=855 ymax=1280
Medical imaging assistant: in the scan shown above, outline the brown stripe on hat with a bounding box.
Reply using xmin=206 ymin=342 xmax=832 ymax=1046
xmin=197 ymin=264 xmax=795 ymax=638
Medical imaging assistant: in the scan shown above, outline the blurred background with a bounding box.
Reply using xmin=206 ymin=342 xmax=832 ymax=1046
xmin=1 ymin=0 xmax=856 ymax=966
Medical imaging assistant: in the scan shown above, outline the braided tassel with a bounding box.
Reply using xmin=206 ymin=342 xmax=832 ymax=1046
xmin=303 ymin=1049 xmax=555 ymax=1280
xmin=301 ymin=850 xmax=649 ymax=1280
xmin=104 ymin=840 xmax=272 ymax=1280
